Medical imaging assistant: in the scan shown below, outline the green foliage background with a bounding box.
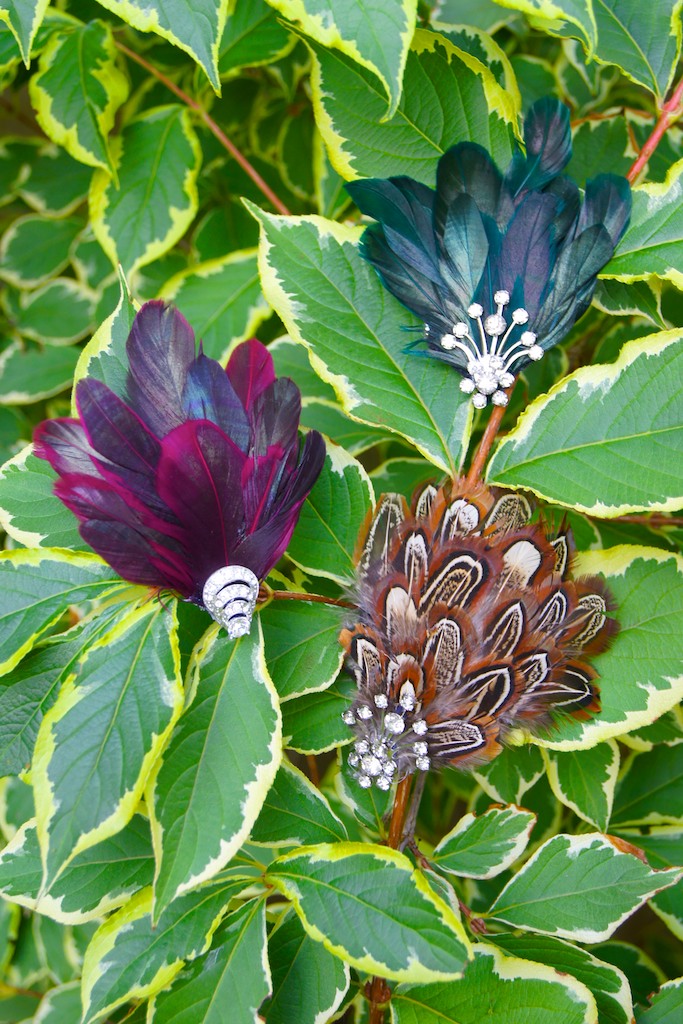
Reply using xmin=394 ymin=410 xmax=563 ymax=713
xmin=0 ymin=0 xmax=681 ymax=1021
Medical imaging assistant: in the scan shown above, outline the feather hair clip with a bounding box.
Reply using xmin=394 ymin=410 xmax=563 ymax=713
xmin=341 ymin=480 xmax=615 ymax=790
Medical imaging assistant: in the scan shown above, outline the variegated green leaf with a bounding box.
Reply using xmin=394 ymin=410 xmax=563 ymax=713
xmin=285 ymin=439 xmax=374 ymax=584
xmin=612 ymin=745 xmax=683 ymax=827
xmin=94 ymin=0 xmax=229 ymax=91
xmin=0 ymin=815 xmax=153 ymax=923
xmin=543 ymin=741 xmax=620 ymax=831
xmin=0 ymin=0 xmax=48 ymax=63
xmin=148 ymin=622 xmax=281 ymax=917
xmin=392 ymin=943 xmax=598 ymax=1024
xmin=261 ymin=597 xmax=346 ymax=700
xmin=159 ymin=249 xmax=269 ymax=362
xmin=219 ymin=0 xmax=294 ymax=77
xmin=81 ymin=877 xmax=248 ymax=1024
xmin=271 ymin=0 xmax=417 ymax=117
xmin=489 ymin=833 xmax=681 ymax=942
xmin=637 ymin=977 xmax=683 ymax=1023
xmin=473 ymin=744 xmax=545 ymax=805
xmin=33 ymin=600 xmax=183 ymax=891
xmin=0 ymin=213 xmax=82 ymax=287
xmin=308 ymin=26 xmax=517 ymax=184
xmin=281 ymin=674 xmax=356 ymax=754
xmin=250 ymin=759 xmax=347 ymax=846
xmin=433 ymin=805 xmax=536 ymax=880
xmin=72 ymin=268 xmax=138 ymax=398
xmin=90 ymin=105 xmax=201 ymax=277
xmin=29 ymin=20 xmax=127 ymax=173
xmin=268 ymin=842 xmax=471 ymax=982
xmin=16 ymin=140 xmax=92 ymax=215
xmin=5 ymin=278 xmax=95 ymax=345
xmin=487 ymin=331 xmax=683 ymax=515
xmin=0 ymin=344 xmax=82 ymax=403
xmin=148 ymin=898 xmax=270 ymax=1023
xmin=0 ymin=446 xmax=83 ymax=549
xmin=251 ymin=207 xmax=472 ymax=475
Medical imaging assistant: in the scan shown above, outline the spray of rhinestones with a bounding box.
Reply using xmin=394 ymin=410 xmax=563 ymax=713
xmin=342 ymin=688 xmax=430 ymax=791
xmin=433 ymin=290 xmax=544 ymax=408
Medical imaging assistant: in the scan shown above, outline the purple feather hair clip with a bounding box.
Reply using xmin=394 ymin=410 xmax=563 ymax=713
xmin=34 ymin=301 xmax=326 ymax=638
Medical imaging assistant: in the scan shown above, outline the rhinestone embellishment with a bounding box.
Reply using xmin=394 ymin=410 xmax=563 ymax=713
xmin=202 ymin=565 xmax=259 ymax=639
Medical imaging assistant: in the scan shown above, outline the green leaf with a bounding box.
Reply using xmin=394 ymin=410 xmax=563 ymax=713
xmin=610 ymin=828 xmax=683 ymax=942
xmin=637 ymin=978 xmax=683 ymax=1023
xmin=90 ymin=105 xmax=201 ymax=277
xmin=30 ymin=983 xmax=81 ymax=1024
xmin=268 ymin=842 xmax=471 ymax=982
xmin=17 ymin=141 xmax=92 ymax=216
xmin=94 ymin=0 xmax=229 ymax=92
xmin=567 ymin=115 xmax=631 ymax=184
xmin=370 ymin=456 xmax=437 ymax=497
xmin=492 ymin=933 xmax=633 ymax=1024
xmin=605 ymin=162 xmax=683 ymax=289
xmin=543 ymin=742 xmax=620 ymax=832
xmin=593 ymin=941 xmax=665 ymax=1007
xmin=285 ymin=439 xmax=373 ymax=584
xmin=0 ymin=815 xmax=153 ymax=923
xmin=263 ymin=908 xmax=349 ymax=1024
xmin=534 ymin=547 xmax=683 ymax=749
xmin=0 ymin=343 xmax=82 ymax=402
xmin=270 ymin=336 xmax=337 ymax=403
xmin=302 ymin=400 xmax=389 ymax=455
xmin=0 ymin=549 xmax=121 ymax=675
xmin=219 ymin=0 xmax=294 ymax=77
xmin=473 ymin=744 xmax=545 ymax=804
xmin=29 ymin=20 xmax=128 ymax=173
xmin=148 ymin=898 xmax=270 ymax=1023
xmin=73 ymin=268 xmax=138 ymax=398
xmin=0 ymin=446 xmax=83 ymax=549
xmin=612 ymin=745 xmax=683 ymax=827
xmin=251 ymin=207 xmax=472 ymax=474
xmin=308 ymin=27 xmax=517 ymax=184
xmin=489 ymin=832 xmax=681 ymax=941
xmin=261 ymin=597 xmax=346 ymax=700
xmin=71 ymin=230 xmax=115 ymax=289
xmin=81 ymin=877 xmax=248 ymax=1024
xmin=272 ymin=0 xmax=416 ymax=116
xmin=281 ymin=674 xmax=356 ymax=753
xmin=5 ymin=277 xmax=94 ymax=345
xmin=148 ymin=622 xmax=281 ymax=916
xmin=392 ymin=943 xmax=598 ymax=1024
xmin=0 ymin=0 xmax=48 ymax=63
xmin=250 ymin=759 xmax=347 ymax=846
xmin=159 ymin=249 xmax=269 ymax=362
xmin=593 ymin=278 xmax=665 ymax=328
xmin=487 ymin=331 xmax=683 ymax=516
xmin=33 ymin=600 xmax=183 ymax=891
xmin=336 ymin=748 xmax=393 ymax=835
xmin=0 ymin=603 xmax=128 ymax=775
xmin=590 ymin=0 xmax=680 ymax=99
xmin=0 ymin=214 xmax=83 ymax=287
xmin=433 ymin=805 xmax=536 ymax=880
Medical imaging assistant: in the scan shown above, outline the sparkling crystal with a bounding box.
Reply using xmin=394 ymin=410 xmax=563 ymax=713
xmin=441 ymin=334 xmax=457 ymax=350
xmin=384 ymin=712 xmax=405 ymax=735
xmin=416 ymin=756 xmax=430 ymax=771
xmin=472 ymin=393 xmax=487 ymax=409
xmin=399 ymin=689 xmax=416 ymax=711
xmin=492 ymin=390 xmax=508 ymax=406
xmin=512 ymin=307 xmax=529 ymax=324
xmin=484 ymin=313 xmax=506 ymax=337
xmin=341 ymin=709 xmax=356 ymax=725
xmin=372 ymin=740 xmax=388 ymax=757
xmin=468 ymin=302 xmax=483 ymax=318
xmin=494 ymin=290 xmax=510 ymax=305
xmin=529 ymin=345 xmax=544 ymax=361
xmin=454 ymin=322 xmax=469 ymax=338
xmin=376 ymin=775 xmax=392 ymax=791
xmin=424 ymin=323 xmax=430 ymax=333
xmin=489 ymin=355 xmax=505 ymax=370
xmin=348 ymin=752 xmax=359 ymax=767
xmin=413 ymin=719 xmax=428 ymax=735
xmin=356 ymin=705 xmax=373 ymax=720
xmin=374 ymin=694 xmax=388 ymax=708
xmin=499 ymin=371 xmax=515 ymax=388
xmin=361 ymin=754 xmax=382 ymax=777
xmin=357 ymin=774 xmax=372 ymax=789
xmin=413 ymin=741 xmax=428 ymax=755
xmin=521 ymin=330 xmax=537 ymax=347
xmin=384 ymin=760 xmax=397 ymax=776
xmin=472 ymin=373 xmax=498 ymax=396
xmin=355 ymin=739 xmax=370 ymax=754
xmin=460 ymin=378 xmax=476 ymax=394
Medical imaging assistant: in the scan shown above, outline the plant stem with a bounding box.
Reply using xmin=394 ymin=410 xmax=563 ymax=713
xmin=262 ymin=588 xmax=355 ymax=609
xmin=627 ymin=75 xmax=683 ymax=184
xmin=610 ymin=513 xmax=683 ymax=527
xmin=464 ymin=399 xmax=509 ymax=488
xmin=115 ymin=41 xmax=291 ymax=216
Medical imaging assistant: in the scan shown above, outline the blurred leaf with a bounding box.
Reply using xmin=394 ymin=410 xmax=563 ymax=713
xmin=90 ymin=105 xmax=201 ymax=277
xmin=612 ymin=745 xmax=683 ymax=827
xmin=568 ymin=115 xmax=631 ymax=184
xmin=33 ymin=600 xmax=183 ymax=892
xmin=251 ymin=207 xmax=472 ymax=474
xmin=30 ymin=983 xmax=81 ymax=1023
xmin=543 ymin=741 xmax=620 ymax=831
xmin=637 ymin=978 xmax=683 ymax=1023
xmin=487 ymin=331 xmax=683 ymax=515
xmin=0 ymin=214 xmax=83 ymax=287
xmin=6 ymin=277 xmax=94 ymax=345
xmin=489 ymin=832 xmax=680 ymax=941
xmin=268 ymin=842 xmax=471 ymax=982
xmin=0 ymin=0 xmax=48 ymax=63
xmin=29 ymin=20 xmax=128 ymax=173
xmin=0 ymin=343 xmax=82 ymax=402
xmin=148 ymin=622 xmax=281 ymax=916
xmin=219 ymin=0 xmax=294 ymax=76
xmin=17 ymin=141 xmax=92 ymax=215
xmin=308 ymin=27 xmax=517 ymax=184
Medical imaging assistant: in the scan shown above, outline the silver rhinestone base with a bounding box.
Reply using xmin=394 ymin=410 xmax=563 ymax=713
xmin=202 ymin=565 xmax=259 ymax=639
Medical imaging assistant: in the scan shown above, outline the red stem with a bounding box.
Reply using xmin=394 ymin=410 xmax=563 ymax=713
xmin=114 ymin=41 xmax=291 ymax=216
xmin=627 ymin=76 xmax=683 ymax=184
xmin=464 ymin=399 xmax=509 ymax=488
xmin=262 ymin=589 xmax=355 ymax=609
